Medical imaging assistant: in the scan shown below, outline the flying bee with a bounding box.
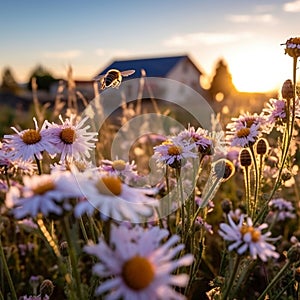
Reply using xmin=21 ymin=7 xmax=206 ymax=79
xmin=94 ymin=69 xmax=135 ymax=90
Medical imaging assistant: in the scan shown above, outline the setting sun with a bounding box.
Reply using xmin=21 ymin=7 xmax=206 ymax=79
xmin=227 ymin=43 xmax=291 ymax=93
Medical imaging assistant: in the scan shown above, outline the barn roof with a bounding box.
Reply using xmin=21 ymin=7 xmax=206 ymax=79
xmin=94 ymin=55 xmax=202 ymax=79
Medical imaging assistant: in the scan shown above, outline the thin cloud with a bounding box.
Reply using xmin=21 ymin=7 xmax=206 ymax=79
xmin=43 ymin=50 xmax=82 ymax=59
xmin=283 ymin=0 xmax=300 ymax=12
xmin=163 ymin=32 xmax=246 ymax=47
xmin=254 ymin=4 xmax=277 ymax=13
xmin=95 ymin=48 xmax=105 ymax=56
xmin=95 ymin=48 xmax=134 ymax=58
xmin=226 ymin=14 xmax=275 ymax=23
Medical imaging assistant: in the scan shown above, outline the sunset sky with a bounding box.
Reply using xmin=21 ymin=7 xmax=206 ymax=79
xmin=1 ymin=0 xmax=300 ymax=92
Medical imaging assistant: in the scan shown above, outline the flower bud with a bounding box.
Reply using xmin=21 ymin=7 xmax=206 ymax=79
xmin=287 ymin=243 xmax=300 ymax=263
xmin=221 ymin=198 xmax=232 ymax=214
xmin=29 ymin=275 xmax=41 ymax=293
xmin=281 ymin=169 xmax=292 ymax=182
xmin=284 ymin=37 xmax=300 ymax=58
xmin=213 ymin=159 xmax=235 ymax=182
xmin=60 ymin=241 xmax=69 ymax=257
xmin=40 ymin=279 xmax=54 ymax=298
xmin=281 ymin=79 xmax=294 ymax=99
xmin=239 ymin=149 xmax=252 ymax=167
xmin=256 ymin=138 xmax=269 ymax=155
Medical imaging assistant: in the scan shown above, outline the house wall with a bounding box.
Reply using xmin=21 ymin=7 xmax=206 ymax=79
xmin=167 ymin=58 xmax=202 ymax=92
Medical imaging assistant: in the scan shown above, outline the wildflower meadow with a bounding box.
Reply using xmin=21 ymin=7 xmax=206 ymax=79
xmin=1 ymin=37 xmax=300 ymax=300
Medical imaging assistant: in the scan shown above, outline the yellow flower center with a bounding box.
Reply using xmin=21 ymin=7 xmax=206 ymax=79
xmin=240 ymin=225 xmax=261 ymax=242
xmin=168 ymin=145 xmax=182 ymax=156
xmin=60 ymin=127 xmax=76 ymax=144
xmin=22 ymin=129 xmax=41 ymax=145
xmin=245 ymin=119 xmax=255 ymax=128
xmin=32 ymin=179 xmax=55 ymax=195
xmin=237 ymin=128 xmax=250 ymax=138
xmin=112 ymin=160 xmax=126 ymax=171
xmin=96 ymin=176 xmax=122 ymax=195
xmin=122 ymin=256 xmax=155 ymax=290
xmin=162 ymin=139 xmax=172 ymax=145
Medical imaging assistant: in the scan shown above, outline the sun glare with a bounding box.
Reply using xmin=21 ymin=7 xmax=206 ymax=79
xmin=227 ymin=44 xmax=290 ymax=93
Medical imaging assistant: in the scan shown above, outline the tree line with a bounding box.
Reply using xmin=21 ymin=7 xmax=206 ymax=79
xmin=0 ymin=58 xmax=237 ymax=101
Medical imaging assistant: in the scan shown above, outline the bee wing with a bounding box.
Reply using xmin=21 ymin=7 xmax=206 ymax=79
xmin=120 ymin=69 xmax=135 ymax=77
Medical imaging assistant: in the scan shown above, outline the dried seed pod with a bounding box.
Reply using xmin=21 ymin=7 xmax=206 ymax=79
xmin=256 ymin=138 xmax=269 ymax=155
xmin=281 ymin=79 xmax=294 ymax=99
xmin=60 ymin=241 xmax=69 ymax=257
xmin=239 ymin=149 xmax=252 ymax=167
xmin=281 ymin=169 xmax=292 ymax=182
xmin=40 ymin=279 xmax=54 ymax=298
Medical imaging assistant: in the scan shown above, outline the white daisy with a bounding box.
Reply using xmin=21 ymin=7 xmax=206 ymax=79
xmin=268 ymin=198 xmax=296 ymax=221
xmin=6 ymin=172 xmax=83 ymax=219
xmin=44 ymin=114 xmax=98 ymax=163
xmin=3 ymin=118 xmax=57 ymax=161
xmin=74 ymin=172 xmax=159 ymax=223
xmin=219 ymin=214 xmax=280 ymax=261
xmin=84 ymin=224 xmax=194 ymax=300
xmin=227 ymin=123 xmax=260 ymax=148
xmin=19 ymin=296 xmax=49 ymax=300
xmin=226 ymin=112 xmax=267 ymax=147
xmin=178 ymin=125 xmax=216 ymax=157
xmin=153 ymin=136 xmax=197 ymax=168
xmin=100 ymin=158 xmax=139 ymax=185
xmin=226 ymin=112 xmax=266 ymax=131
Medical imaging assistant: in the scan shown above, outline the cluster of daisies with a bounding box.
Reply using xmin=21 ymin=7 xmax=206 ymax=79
xmin=0 ymin=101 xmax=298 ymax=299
xmin=226 ymin=80 xmax=300 ymax=147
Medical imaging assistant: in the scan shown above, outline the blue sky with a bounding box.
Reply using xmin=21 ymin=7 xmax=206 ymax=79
xmin=1 ymin=0 xmax=300 ymax=92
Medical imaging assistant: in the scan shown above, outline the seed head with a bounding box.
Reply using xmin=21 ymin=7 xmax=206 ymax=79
xmin=239 ymin=149 xmax=252 ymax=167
xmin=281 ymin=79 xmax=294 ymax=100
xmin=256 ymin=138 xmax=268 ymax=155
xmin=40 ymin=279 xmax=54 ymax=298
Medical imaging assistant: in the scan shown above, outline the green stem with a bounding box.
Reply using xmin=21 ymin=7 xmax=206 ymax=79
xmin=243 ymin=166 xmax=251 ymax=216
xmin=222 ymin=255 xmax=241 ymax=300
xmin=273 ymin=279 xmax=295 ymax=300
xmin=4 ymin=166 xmax=10 ymax=189
xmin=231 ymin=259 xmax=256 ymax=296
xmin=188 ymin=177 xmax=220 ymax=232
xmin=79 ymin=217 xmax=89 ymax=244
xmin=176 ymin=168 xmax=185 ymax=240
xmin=165 ymin=166 xmax=172 ymax=232
xmin=257 ymin=260 xmax=291 ymax=300
xmin=62 ymin=217 xmax=84 ymax=300
xmin=254 ymin=57 xmax=298 ymax=225
xmin=249 ymin=145 xmax=259 ymax=218
xmin=34 ymin=154 xmax=43 ymax=175
xmin=0 ymin=235 xmax=17 ymax=300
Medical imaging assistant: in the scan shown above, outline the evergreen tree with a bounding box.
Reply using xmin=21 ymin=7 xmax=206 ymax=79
xmin=1 ymin=67 xmax=19 ymax=93
xmin=27 ymin=65 xmax=57 ymax=91
xmin=209 ymin=59 xmax=236 ymax=100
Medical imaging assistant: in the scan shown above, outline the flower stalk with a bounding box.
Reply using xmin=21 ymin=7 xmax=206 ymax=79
xmin=0 ymin=235 xmax=17 ymax=300
xmin=257 ymin=259 xmax=291 ymax=300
